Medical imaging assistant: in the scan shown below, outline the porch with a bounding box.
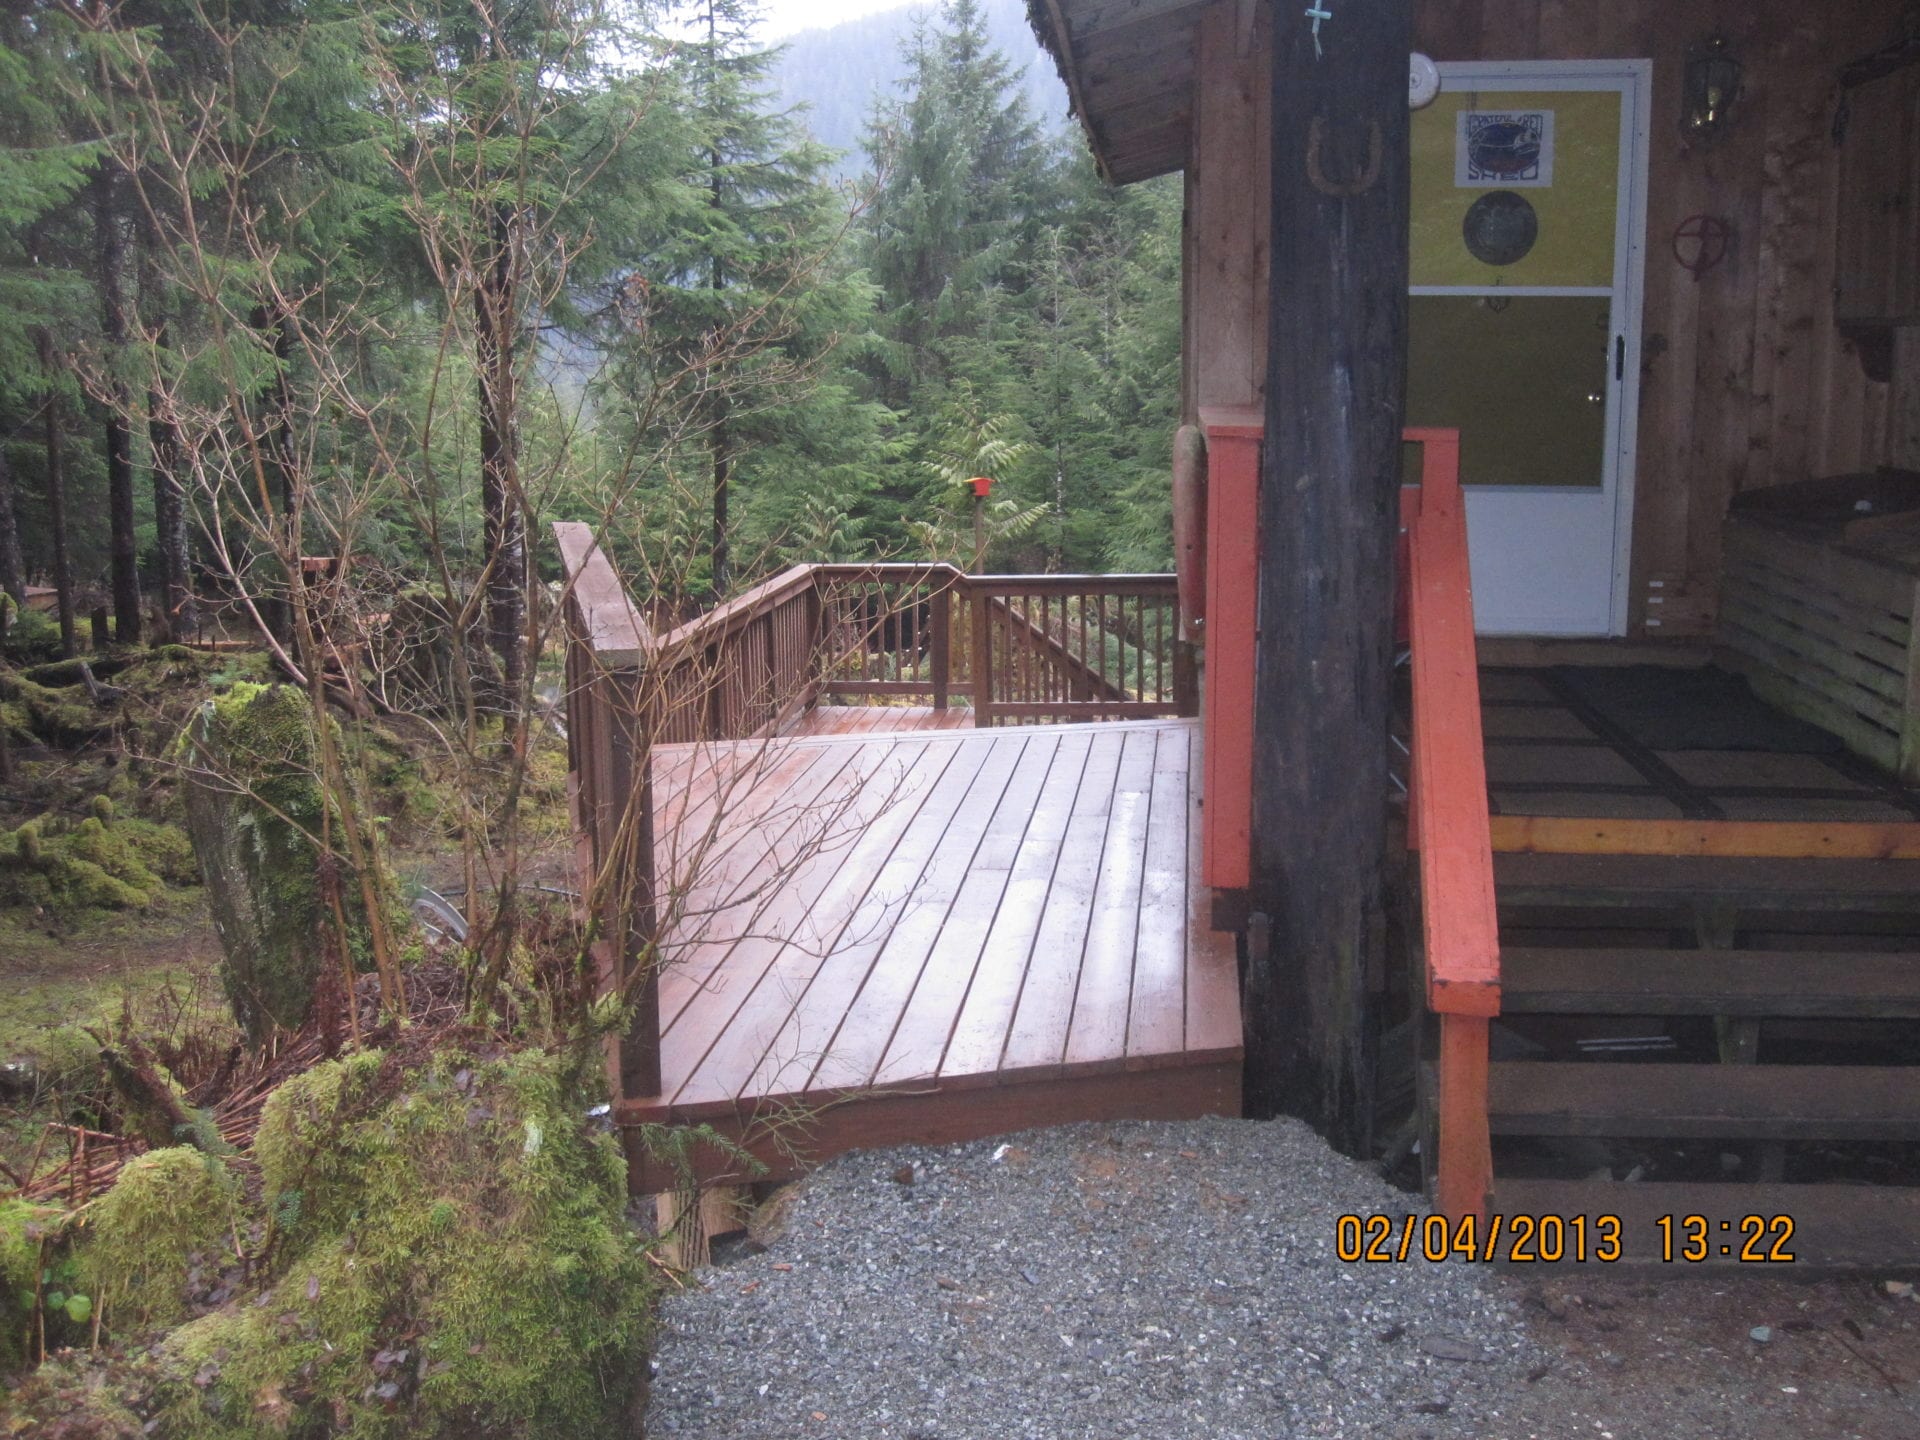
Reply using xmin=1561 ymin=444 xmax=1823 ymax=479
xmin=551 ymin=529 xmax=1238 ymax=1193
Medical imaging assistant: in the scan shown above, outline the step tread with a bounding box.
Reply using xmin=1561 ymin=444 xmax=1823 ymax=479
xmin=1501 ymin=947 xmax=1920 ymax=1017
xmin=1491 ymin=1179 xmax=1920 ymax=1269
xmin=1494 ymin=852 xmax=1920 ymax=911
xmin=1488 ymin=1062 xmax=1920 ymax=1139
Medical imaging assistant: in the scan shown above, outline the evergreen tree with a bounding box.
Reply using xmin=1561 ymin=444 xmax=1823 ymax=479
xmin=861 ymin=0 xmax=1048 ymax=407
xmin=612 ymin=0 xmax=875 ymax=596
xmin=0 ymin=7 xmax=99 ymax=649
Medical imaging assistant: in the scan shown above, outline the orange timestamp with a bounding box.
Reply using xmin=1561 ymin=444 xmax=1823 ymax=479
xmin=1336 ymin=1212 xmax=1798 ymax=1264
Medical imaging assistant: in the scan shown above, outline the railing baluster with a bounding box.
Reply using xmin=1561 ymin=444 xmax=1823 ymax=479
xmin=1134 ymin=595 xmax=1145 ymax=702
xmin=971 ymin=582 xmax=993 ymax=727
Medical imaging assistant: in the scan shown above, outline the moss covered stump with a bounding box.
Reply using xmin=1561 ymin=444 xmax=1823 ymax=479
xmin=176 ymin=683 xmax=396 ymax=1045
xmin=160 ymin=1048 xmax=652 ymax=1436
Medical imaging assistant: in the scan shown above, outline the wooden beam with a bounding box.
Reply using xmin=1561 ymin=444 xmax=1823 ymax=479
xmin=1234 ymin=0 xmax=1257 ymax=56
xmin=1067 ymin=0 xmax=1209 ymax=42
xmin=1246 ymin=0 xmax=1411 ymax=1152
xmin=1488 ymin=815 xmax=1920 ymax=860
xmin=1039 ymin=0 xmax=1109 ymax=181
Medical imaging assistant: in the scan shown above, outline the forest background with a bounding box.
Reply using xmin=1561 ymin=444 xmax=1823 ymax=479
xmin=0 ymin=0 xmax=1181 ymax=653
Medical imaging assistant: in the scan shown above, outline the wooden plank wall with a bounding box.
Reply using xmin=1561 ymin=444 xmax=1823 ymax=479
xmin=1183 ymin=0 xmax=1909 ymax=639
xmin=1183 ymin=2 xmax=1269 ymax=419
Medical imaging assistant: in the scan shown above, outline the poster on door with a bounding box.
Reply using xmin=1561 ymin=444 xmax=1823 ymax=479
xmin=1456 ymin=110 xmax=1555 ymax=188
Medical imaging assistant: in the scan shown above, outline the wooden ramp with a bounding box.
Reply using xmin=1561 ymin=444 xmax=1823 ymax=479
xmin=620 ymin=715 xmax=1241 ymax=1191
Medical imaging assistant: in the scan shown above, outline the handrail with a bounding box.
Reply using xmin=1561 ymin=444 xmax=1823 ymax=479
xmin=1401 ymin=427 xmax=1498 ymax=1224
xmin=656 ymin=563 xmax=816 ymax=654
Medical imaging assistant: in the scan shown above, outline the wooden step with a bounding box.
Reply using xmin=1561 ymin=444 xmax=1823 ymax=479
xmin=1488 ymin=1062 xmax=1920 ymax=1140
xmin=1494 ymin=852 xmax=1920 ymax=914
xmin=1501 ymin=947 xmax=1920 ymax=1017
xmin=1492 ymin=1179 xmax=1920 ymax=1269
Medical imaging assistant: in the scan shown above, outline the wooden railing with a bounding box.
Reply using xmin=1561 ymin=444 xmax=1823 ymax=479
xmin=552 ymin=525 xmax=1196 ymax=1102
xmin=967 ymin=575 xmax=1193 ymax=725
xmin=814 ymin=564 xmax=961 ymax=707
xmin=574 ymin=553 xmax=1197 ymax=747
xmin=553 ymin=525 xmax=660 ymax=1100
xmin=1400 ymin=428 xmax=1500 ymax=1225
xmin=651 ymin=565 xmax=821 ymax=743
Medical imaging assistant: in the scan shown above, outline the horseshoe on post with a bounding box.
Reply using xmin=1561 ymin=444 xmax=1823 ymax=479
xmin=1306 ymin=116 xmax=1384 ymax=197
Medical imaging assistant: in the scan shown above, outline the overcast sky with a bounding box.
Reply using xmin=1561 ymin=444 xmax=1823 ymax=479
xmin=757 ymin=0 xmax=921 ymax=40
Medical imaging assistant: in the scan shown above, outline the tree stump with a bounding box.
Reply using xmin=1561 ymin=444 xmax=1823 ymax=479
xmin=177 ymin=682 xmax=394 ymax=1044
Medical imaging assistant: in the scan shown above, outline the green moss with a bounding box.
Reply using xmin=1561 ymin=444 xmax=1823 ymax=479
xmin=83 ymin=1148 xmax=238 ymax=1331
xmin=0 ymin=671 xmax=109 ymax=744
xmin=1 ymin=607 xmax=63 ymax=665
xmin=115 ymin=818 xmax=200 ymax=888
xmin=31 ymin=1024 xmax=103 ymax=1092
xmin=1 ymin=1199 xmax=69 ymax=1372
xmin=160 ymin=1048 xmax=651 ymax=1437
xmin=176 ymin=683 xmax=404 ymax=1043
xmin=0 ymin=813 xmax=173 ymax=913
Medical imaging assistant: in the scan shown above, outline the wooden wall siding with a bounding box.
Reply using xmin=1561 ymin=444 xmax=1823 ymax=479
xmin=1179 ymin=0 xmax=1907 ymax=637
xmin=1183 ymin=3 xmax=1269 ymax=419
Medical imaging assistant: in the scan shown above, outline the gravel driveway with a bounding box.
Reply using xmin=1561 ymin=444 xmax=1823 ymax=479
xmin=648 ymin=1116 xmax=1552 ymax=1438
xmin=647 ymin=1116 xmax=1920 ymax=1439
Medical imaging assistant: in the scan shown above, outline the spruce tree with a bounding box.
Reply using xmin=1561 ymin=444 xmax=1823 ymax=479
xmin=861 ymin=0 xmax=1047 ymax=406
xmin=627 ymin=0 xmax=868 ymax=596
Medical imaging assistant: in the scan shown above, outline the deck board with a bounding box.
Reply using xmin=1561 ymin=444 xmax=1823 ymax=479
xmin=1065 ymin=727 xmax=1158 ymax=1067
xmin=667 ymin=738 xmax=960 ymax=1106
xmin=1127 ymin=729 xmax=1192 ymax=1059
xmin=657 ymin=741 xmax=881 ymax=1031
xmin=871 ymin=734 xmax=1061 ymax=1087
xmin=939 ymin=730 xmax=1095 ymax=1082
xmin=623 ymin=712 xmax=1241 ymax=1184
xmin=999 ymin=730 xmax=1127 ymax=1074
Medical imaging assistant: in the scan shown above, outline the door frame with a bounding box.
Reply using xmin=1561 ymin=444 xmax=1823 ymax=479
xmin=1420 ymin=58 xmax=1653 ymax=636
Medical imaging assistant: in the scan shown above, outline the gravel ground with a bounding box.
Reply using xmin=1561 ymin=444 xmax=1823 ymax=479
xmin=648 ymin=1117 xmax=1549 ymax=1439
xmin=648 ymin=1117 xmax=1920 ymax=1439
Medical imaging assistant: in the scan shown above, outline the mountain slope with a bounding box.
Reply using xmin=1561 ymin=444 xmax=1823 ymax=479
xmin=766 ymin=0 xmax=1071 ymax=172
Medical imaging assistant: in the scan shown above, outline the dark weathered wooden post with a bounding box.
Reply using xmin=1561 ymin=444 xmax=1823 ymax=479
xmin=1247 ymin=0 xmax=1412 ymax=1153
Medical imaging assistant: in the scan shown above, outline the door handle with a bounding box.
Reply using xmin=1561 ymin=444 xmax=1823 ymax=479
xmin=1615 ymin=335 xmax=1626 ymax=381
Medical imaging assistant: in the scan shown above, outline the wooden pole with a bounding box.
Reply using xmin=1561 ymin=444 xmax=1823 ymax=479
xmin=1246 ymin=0 xmax=1411 ymax=1152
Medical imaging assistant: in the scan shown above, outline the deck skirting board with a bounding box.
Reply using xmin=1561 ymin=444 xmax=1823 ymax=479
xmin=620 ymin=1056 xmax=1243 ymax=1192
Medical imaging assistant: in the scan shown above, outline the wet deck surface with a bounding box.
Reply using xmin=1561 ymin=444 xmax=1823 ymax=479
xmin=624 ymin=711 xmax=1242 ymax=1185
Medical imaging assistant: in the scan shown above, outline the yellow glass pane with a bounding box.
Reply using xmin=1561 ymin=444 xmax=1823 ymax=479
xmin=1411 ymin=89 xmax=1621 ymax=288
xmin=1403 ymin=296 xmax=1611 ymax=488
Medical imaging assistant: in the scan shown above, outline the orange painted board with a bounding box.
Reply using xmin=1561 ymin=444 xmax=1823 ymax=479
xmin=1405 ymin=429 xmax=1502 ymax=1014
xmin=1489 ymin=816 xmax=1920 ymax=861
xmin=1199 ymin=420 xmax=1260 ymax=890
xmin=1434 ymin=1013 xmax=1492 ymax=1224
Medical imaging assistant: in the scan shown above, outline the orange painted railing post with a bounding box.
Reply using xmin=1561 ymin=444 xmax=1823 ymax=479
xmin=1401 ymin=428 xmax=1498 ymax=1224
xmin=1198 ymin=406 xmax=1263 ymax=892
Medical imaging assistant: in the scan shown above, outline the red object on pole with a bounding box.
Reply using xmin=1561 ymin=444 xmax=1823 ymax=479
xmin=966 ymin=475 xmax=994 ymax=498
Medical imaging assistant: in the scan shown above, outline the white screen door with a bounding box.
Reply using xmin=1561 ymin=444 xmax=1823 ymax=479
xmin=1406 ymin=61 xmax=1651 ymax=636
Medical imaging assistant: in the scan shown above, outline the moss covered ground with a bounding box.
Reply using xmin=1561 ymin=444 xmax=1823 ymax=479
xmin=1 ymin=1048 xmax=656 ymax=1438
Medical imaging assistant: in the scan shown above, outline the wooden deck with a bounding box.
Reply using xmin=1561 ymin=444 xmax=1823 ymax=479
xmin=620 ymin=711 xmax=1242 ymax=1189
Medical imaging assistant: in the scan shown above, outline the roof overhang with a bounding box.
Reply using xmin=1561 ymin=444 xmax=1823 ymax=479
xmin=1028 ymin=0 xmax=1237 ymax=184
